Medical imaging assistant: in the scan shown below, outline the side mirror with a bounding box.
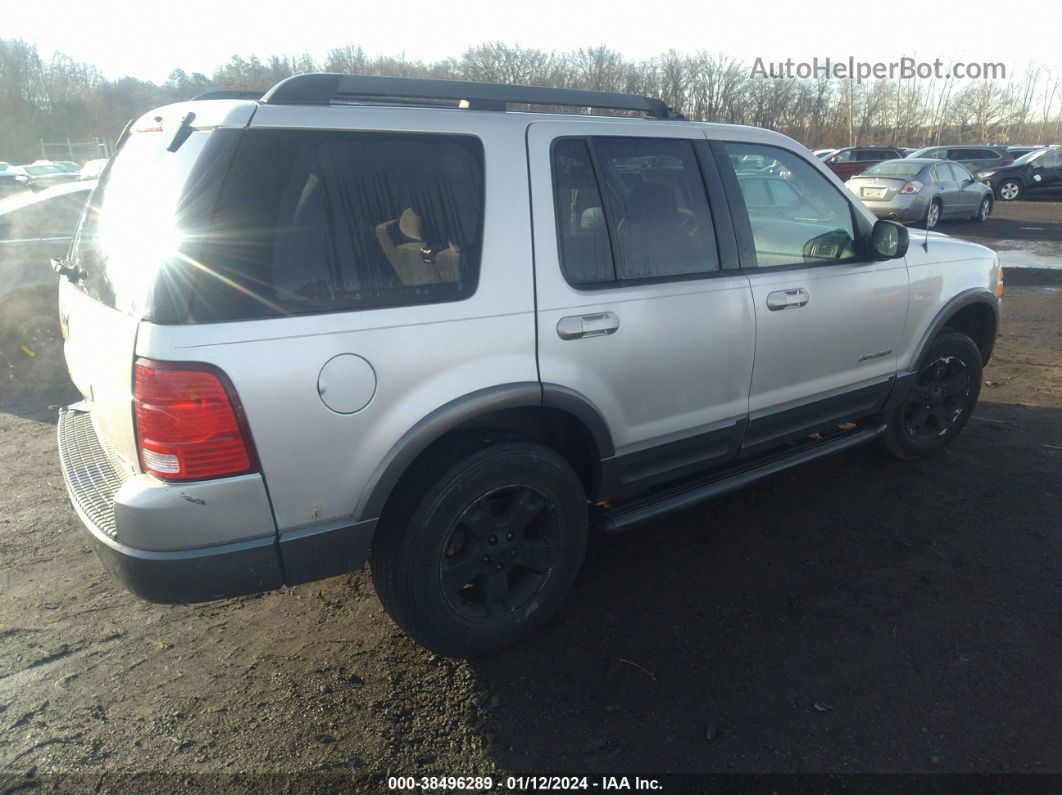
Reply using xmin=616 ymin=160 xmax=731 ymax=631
xmin=870 ymin=219 xmax=909 ymax=260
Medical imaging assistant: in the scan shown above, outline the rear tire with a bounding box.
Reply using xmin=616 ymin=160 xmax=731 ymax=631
xmin=881 ymin=329 xmax=982 ymax=460
xmin=370 ymin=442 xmax=588 ymax=657
xmin=923 ymin=199 xmax=942 ymax=229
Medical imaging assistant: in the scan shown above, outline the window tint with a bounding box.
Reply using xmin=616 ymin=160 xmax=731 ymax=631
xmin=725 ymin=142 xmax=858 ymax=268
xmin=834 ymin=149 xmax=856 ymax=162
xmin=551 ymin=137 xmax=719 ymax=285
xmin=551 ymin=139 xmax=615 ymax=284
xmin=191 ymin=130 xmax=484 ymax=321
xmin=593 ymin=138 xmax=718 ymax=280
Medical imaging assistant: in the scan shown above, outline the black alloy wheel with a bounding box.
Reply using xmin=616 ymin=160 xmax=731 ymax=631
xmin=902 ymin=355 xmax=972 ymax=441
xmin=440 ymin=485 xmax=559 ymax=621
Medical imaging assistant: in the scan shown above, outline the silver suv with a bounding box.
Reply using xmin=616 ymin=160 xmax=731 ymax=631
xmin=57 ymin=75 xmax=1002 ymax=656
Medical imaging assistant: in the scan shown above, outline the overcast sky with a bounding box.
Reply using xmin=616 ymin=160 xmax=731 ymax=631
xmin=12 ymin=0 xmax=1059 ymax=85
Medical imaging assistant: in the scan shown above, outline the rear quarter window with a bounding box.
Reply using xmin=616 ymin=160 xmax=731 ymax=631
xmin=190 ymin=129 xmax=485 ymax=322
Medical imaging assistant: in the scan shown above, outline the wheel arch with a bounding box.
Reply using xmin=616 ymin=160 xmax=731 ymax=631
xmin=355 ymin=383 xmax=614 ymax=523
xmin=912 ymin=290 xmax=999 ymax=368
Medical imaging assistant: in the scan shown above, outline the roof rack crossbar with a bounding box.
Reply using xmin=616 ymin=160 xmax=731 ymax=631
xmin=259 ymin=73 xmax=683 ymax=119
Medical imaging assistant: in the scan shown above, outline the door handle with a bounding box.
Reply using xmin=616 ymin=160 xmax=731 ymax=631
xmin=766 ymin=288 xmax=809 ymax=311
xmin=557 ymin=312 xmax=620 ymax=340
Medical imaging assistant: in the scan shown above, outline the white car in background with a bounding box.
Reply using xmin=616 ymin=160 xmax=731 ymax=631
xmin=80 ymin=158 xmax=109 ymax=180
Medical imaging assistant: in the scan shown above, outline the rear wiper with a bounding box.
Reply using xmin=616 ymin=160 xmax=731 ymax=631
xmin=167 ymin=111 xmax=196 ymax=153
xmin=51 ymin=256 xmax=86 ymax=283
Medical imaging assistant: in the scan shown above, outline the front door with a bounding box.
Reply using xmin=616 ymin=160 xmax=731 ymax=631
xmin=528 ymin=121 xmax=756 ymax=495
xmin=713 ymin=139 xmax=910 ymax=454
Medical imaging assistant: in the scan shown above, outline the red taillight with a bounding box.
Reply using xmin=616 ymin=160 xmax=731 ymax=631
xmin=134 ymin=358 xmax=255 ymax=481
xmin=901 ymin=180 xmax=924 ymax=194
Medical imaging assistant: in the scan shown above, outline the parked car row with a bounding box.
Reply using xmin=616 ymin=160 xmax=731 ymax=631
xmin=810 ymin=139 xmax=1060 ymax=211
xmin=975 ymin=146 xmax=1062 ymax=201
xmin=845 ymin=159 xmax=992 ymax=228
xmin=0 ymin=158 xmax=109 ymax=193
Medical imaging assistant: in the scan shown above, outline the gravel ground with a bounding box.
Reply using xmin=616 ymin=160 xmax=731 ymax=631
xmin=1 ymin=202 xmax=1060 ymax=791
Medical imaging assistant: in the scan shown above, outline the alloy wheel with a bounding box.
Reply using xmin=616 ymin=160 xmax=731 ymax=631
xmin=903 ymin=355 xmax=971 ymax=441
xmin=927 ymin=201 xmax=940 ymax=228
xmin=439 ymin=485 xmax=559 ymax=621
xmin=999 ymin=181 xmax=1020 ymax=201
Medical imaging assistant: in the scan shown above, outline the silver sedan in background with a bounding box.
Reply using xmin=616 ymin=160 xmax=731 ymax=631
xmin=846 ymin=158 xmax=993 ymax=228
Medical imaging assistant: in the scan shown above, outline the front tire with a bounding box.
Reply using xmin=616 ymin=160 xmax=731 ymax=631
xmin=881 ymin=329 xmax=983 ymax=460
xmin=973 ymin=195 xmax=992 ymax=222
xmin=996 ymin=179 xmax=1022 ymax=201
xmin=370 ymin=442 xmax=588 ymax=657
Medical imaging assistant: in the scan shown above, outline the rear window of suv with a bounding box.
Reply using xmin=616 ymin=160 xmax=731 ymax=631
xmin=190 ymin=129 xmax=485 ymax=322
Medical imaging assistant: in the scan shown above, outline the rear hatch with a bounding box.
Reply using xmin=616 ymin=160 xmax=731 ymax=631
xmin=60 ymin=101 xmax=255 ymax=468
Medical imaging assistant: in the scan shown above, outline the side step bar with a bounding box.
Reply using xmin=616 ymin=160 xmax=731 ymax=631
xmin=598 ymin=424 xmax=886 ymax=533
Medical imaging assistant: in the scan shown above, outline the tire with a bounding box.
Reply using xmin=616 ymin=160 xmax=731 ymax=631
xmin=880 ymin=329 xmax=983 ymax=460
xmin=923 ymin=198 xmax=942 ymax=229
xmin=996 ymin=179 xmax=1022 ymax=201
xmin=370 ymin=442 xmax=588 ymax=657
xmin=972 ymin=195 xmax=992 ymax=222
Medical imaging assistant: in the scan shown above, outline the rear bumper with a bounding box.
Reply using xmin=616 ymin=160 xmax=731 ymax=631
xmin=863 ymin=195 xmax=928 ymax=224
xmin=58 ymin=406 xmax=375 ymax=603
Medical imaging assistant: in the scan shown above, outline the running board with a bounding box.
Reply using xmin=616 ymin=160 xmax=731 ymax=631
xmin=597 ymin=424 xmax=886 ymax=533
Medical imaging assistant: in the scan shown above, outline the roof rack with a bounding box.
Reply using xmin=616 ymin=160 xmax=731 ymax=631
xmin=192 ymin=90 xmax=264 ymax=101
xmin=259 ymin=73 xmax=684 ymax=120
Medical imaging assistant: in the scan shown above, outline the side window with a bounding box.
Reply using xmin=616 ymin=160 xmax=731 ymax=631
xmin=593 ymin=138 xmax=718 ymax=280
xmin=950 ymin=163 xmax=973 ymax=181
xmin=551 ymin=137 xmax=719 ymax=285
xmin=834 ymin=149 xmax=856 ymax=162
xmin=724 ymin=142 xmax=858 ymax=268
xmin=194 ymin=130 xmax=485 ymax=321
xmin=922 ymin=148 xmax=943 ymax=159
xmin=550 ymin=139 xmax=615 ymax=284
xmin=932 ymin=165 xmax=949 ymax=182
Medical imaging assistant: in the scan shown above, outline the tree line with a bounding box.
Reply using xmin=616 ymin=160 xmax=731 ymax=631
xmin=2 ymin=38 xmax=1059 ymax=163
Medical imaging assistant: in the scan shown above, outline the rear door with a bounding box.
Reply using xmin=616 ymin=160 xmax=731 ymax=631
xmin=948 ymin=162 xmax=980 ymax=213
xmin=932 ymin=163 xmax=961 ymax=217
xmin=713 ymin=138 xmax=909 ymax=454
xmin=529 ymin=120 xmax=756 ymax=494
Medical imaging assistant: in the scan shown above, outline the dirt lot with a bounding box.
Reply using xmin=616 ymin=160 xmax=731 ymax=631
xmin=1 ymin=201 xmax=1060 ymax=791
